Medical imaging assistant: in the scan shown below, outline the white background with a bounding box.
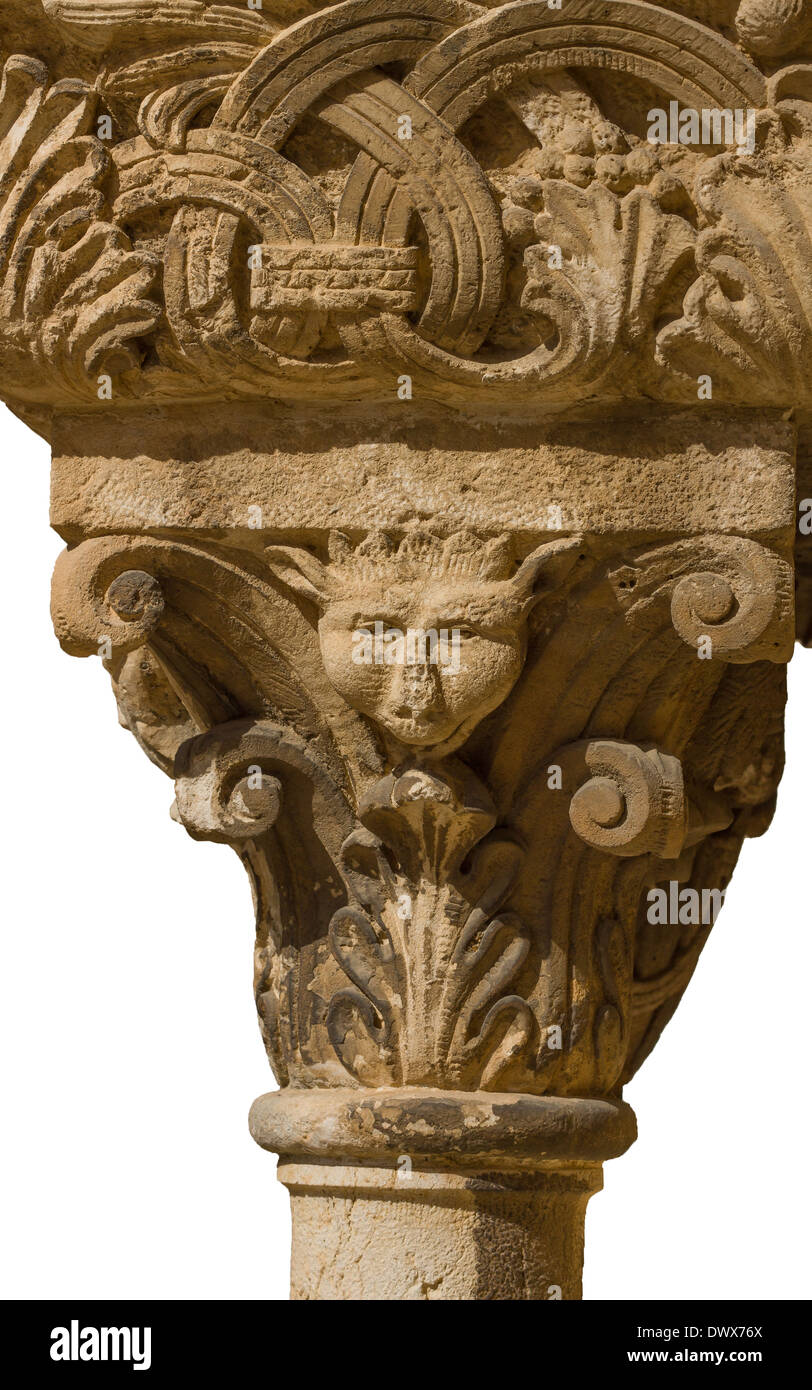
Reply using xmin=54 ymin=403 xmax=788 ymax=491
xmin=0 ymin=401 xmax=809 ymax=1301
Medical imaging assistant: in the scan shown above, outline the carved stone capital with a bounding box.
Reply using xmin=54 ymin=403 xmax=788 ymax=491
xmin=2 ymin=0 xmax=809 ymax=1299
xmin=0 ymin=0 xmax=811 ymax=423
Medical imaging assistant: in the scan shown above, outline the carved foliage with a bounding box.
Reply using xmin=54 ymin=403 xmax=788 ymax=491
xmin=525 ymin=182 xmax=695 ymax=391
xmin=657 ymin=150 xmax=812 ymax=402
xmin=0 ymin=0 xmax=810 ymax=405
xmin=0 ymin=56 xmax=160 ymax=400
xmin=50 ymin=524 xmax=791 ymax=1096
xmin=328 ymin=765 xmax=535 ymax=1090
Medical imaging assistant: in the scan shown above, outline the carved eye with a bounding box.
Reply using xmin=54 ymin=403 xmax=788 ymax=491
xmin=353 ymin=619 xmax=391 ymax=635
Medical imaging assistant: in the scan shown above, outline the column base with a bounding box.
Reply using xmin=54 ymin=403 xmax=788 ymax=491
xmin=250 ymin=1088 xmax=637 ymax=1301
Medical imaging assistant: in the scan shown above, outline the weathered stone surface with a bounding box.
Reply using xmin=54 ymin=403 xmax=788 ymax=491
xmin=1 ymin=0 xmax=809 ymax=1299
xmin=281 ymin=1162 xmax=604 ymax=1300
xmin=49 ymin=404 xmax=796 ymax=538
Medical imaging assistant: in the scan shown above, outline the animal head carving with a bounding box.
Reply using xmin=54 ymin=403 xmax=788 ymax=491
xmin=266 ymin=530 xmax=583 ymax=754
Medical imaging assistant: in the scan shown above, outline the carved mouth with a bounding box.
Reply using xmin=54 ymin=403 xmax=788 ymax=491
xmin=384 ymin=710 xmax=456 ymax=746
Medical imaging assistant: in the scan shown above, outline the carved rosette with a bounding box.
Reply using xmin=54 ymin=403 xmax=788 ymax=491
xmin=2 ymin=0 xmax=809 ymax=1299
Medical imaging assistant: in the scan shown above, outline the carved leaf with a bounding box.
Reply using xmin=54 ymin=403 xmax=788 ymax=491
xmin=327 ymin=906 xmax=403 ymax=1086
xmin=657 ymin=152 xmax=812 ymax=402
xmin=325 ymin=809 xmax=536 ymax=1091
xmin=526 ymin=182 xmax=695 ymax=386
xmin=0 ymin=56 xmax=160 ymax=399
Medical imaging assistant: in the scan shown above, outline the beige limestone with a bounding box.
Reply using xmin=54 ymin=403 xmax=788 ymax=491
xmin=1 ymin=0 xmax=810 ymax=1299
xmin=281 ymin=1164 xmax=603 ymax=1301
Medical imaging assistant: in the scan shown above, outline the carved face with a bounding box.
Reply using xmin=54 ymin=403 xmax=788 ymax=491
xmin=317 ymin=578 xmax=528 ymax=750
xmin=265 ymin=531 xmax=583 ymax=755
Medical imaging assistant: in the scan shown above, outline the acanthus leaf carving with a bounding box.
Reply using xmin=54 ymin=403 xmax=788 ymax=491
xmin=327 ymin=764 xmax=536 ymax=1092
xmin=47 ymin=520 xmax=790 ymax=1101
xmin=2 ymin=0 xmax=809 ymax=411
xmin=7 ymin=0 xmax=804 ymax=1302
xmin=172 ymin=716 xmax=358 ymax=1087
xmin=657 ymin=147 xmax=812 ymax=403
xmin=0 ymin=56 xmax=161 ymax=403
xmin=525 ymin=182 xmax=696 ymax=390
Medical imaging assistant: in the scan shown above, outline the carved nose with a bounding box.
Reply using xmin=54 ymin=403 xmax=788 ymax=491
xmin=392 ymin=660 xmax=445 ymax=715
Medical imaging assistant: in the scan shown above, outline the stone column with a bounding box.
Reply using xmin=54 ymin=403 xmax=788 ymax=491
xmin=1 ymin=0 xmax=809 ymax=1300
xmin=253 ymin=1089 xmax=633 ymax=1300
